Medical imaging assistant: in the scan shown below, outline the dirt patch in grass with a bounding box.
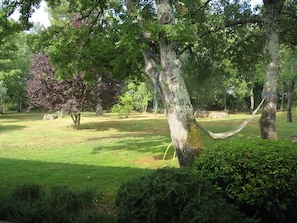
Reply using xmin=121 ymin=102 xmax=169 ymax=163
xmin=131 ymin=157 xmax=157 ymax=165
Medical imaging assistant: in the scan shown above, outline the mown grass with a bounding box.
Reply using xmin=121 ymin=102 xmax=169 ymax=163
xmin=0 ymin=110 xmax=296 ymax=209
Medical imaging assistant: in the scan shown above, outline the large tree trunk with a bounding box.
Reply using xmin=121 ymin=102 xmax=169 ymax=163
xmin=158 ymin=41 xmax=204 ymax=167
xmin=141 ymin=0 xmax=204 ymax=167
xmin=287 ymin=80 xmax=295 ymax=122
xmin=259 ymin=0 xmax=283 ymax=139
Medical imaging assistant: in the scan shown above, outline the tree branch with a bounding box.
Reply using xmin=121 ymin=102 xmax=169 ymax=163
xmin=179 ymin=17 xmax=262 ymax=55
xmin=223 ymin=32 xmax=264 ymax=53
xmin=198 ymin=17 xmax=262 ymax=39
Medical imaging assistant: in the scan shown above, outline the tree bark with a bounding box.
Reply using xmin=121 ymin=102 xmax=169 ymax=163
xmin=280 ymin=82 xmax=285 ymax=111
xmin=259 ymin=0 xmax=284 ymax=139
xmin=250 ymin=88 xmax=254 ymax=113
xmin=140 ymin=0 xmax=204 ymax=166
xmin=71 ymin=112 xmax=81 ymax=130
xmin=0 ymin=99 xmax=3 ymax=114
xmin=287 ymin=80 xmax=295 ymax=122
xmin=158 ymin=41 xmax=204 ymax=167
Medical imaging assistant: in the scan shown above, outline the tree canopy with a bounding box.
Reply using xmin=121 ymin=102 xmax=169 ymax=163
xmin=27 ymin=53 xmax=122 ymax=129
xmin=0 ymin=30 xmax=31 ymax=111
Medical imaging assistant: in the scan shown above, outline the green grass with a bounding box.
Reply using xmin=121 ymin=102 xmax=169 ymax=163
xmin=0 ymin=112 xmax=175 ymax=208
xmin=0 ymin=111 xmax=296 ymax=209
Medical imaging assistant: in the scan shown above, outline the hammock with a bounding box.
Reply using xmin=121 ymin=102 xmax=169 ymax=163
xmin=196 ymin=96 xmax=266 ymax=139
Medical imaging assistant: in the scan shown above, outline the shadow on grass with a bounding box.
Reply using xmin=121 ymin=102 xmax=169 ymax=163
xmin=0 ymin=158 xmax=151 ymax=200
xmin=0 ymin=124 xmax=26 ymax=133
xmin=82 ymin=118 xmax=172 ymax=157
xmin=80 ymin=118 xmax=169 ymax=134
xmin=0 ymin=112 xmax=46 ymax=122
xmin=91 ymin=134 xmax=173 ymax=158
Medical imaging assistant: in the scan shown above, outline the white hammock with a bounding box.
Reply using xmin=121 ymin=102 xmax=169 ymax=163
xmin=196 ymin=97 xmax=266 ymax=139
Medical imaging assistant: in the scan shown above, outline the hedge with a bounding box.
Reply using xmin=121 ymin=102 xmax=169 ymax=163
xmin=115 ymin=167 xmax=256 ymax=223
xmin=195 ymin=139 xmax=297 ymax=223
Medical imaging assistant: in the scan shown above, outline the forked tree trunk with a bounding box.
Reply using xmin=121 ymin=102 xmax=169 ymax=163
xmin=287 ymin=80 xmax=295 ymax=122
xmin=259 ymin=0 xmax=283 ymax=139
xmin=140 ymin=0 xmax=204 ymax=166
xmin=157 ymin=41 xmax=204 ymax=167
xmin=144 ymin=48 xmax=204 ymax=166
xmin=71 ymin=112 xmax=81 ymax=130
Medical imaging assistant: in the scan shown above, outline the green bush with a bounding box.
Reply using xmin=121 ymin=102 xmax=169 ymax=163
xmin=111 ymin=93 xmax=133 ymax=118
xmin=2 ymin=184 xmax=116 ymax=223
xmin=195 ymin=139 xmax=297 ymax=223
xmin=115 ymin=167 xmax=256 ymax=223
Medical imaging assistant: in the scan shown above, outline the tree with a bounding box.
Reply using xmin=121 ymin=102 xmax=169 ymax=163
xmin=111 ymin=93 xmax=134 ymax=118
xmin=139 ymin=0 xmax=204 ymax=166
xmin=40 ymin=0 xmax=265 ymax=166
xmin=122 ymin=0 xmax=265 ymax=166
xmin=111 ymin=79 xmax=154 ymax=117
xmin=0 ymin=81 xmax=7 ymax=113
xmin=127 ymin=80 xmax=153 ymax=113
xmin=179 ymin=1 xmax=264 ymax=112
xmin=27 ymin=53 xmax=122 ymax=129
xmin=1 ymin=0 xmax=42 ymax=30
xmin=181 ymin=49 xmax=229 ymax=111
xmin=0 ymin=31 xmax=31 ymax=111
xmin=279 ymin=46 xmax=297 ymax=122
xmin=0 ymin=5 xmax=22 ymax=45
xmin=259 ymin=0 xmax=284 ymax=139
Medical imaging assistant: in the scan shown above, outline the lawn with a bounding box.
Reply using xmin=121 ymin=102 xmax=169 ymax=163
xmin=0 ymin=111 xmax=296 ymax=209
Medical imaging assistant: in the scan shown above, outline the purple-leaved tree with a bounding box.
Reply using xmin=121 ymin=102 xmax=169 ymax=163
xmin=26 ymin=53 xmax=122 ymax=129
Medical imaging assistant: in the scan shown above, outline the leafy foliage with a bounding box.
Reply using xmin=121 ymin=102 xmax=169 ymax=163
xmin=111 ymin=93 xmax=133 ymax=118
xmin=115 ymin=167 xmax=256 ymax=223
xmin=127 ymin=81 xmax=153 ymax=112
xmin=26 ymin=53 xmax=122 ymax=113
xmin=1 ymin=183 xmax=116 ymax=223
xmin=1 ymin=0 xmax=42 ymax=29
xmin=0 ymin=6 xmax=22 ymax=44
xmin=0 ymin=80 xmax=7 ymax=113
xmin=195 ymin=139 xmax=297 ymax=223
xmin=0 ymin=32 xmax=31 ymax=111
xmin=111 ymin=79 xmax=154 ymax=116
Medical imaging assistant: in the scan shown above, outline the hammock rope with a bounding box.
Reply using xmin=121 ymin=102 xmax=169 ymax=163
xmin=196 ymin=96 xmax=266 ymax=139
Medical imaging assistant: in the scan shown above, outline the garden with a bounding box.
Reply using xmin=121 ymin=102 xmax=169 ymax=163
xmin=0 ymin=111 xmax=296 ymax=222
xmin=1 ymin=0 xmax=297 ymax=222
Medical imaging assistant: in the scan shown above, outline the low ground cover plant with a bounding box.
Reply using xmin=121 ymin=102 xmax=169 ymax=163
xmin=115 ymin=167 xmax=257 ymax=223
xmin=0 ymin=184 xmax=116 ymax=223
xmin=195 ymin=139 xmax=297 ymax=223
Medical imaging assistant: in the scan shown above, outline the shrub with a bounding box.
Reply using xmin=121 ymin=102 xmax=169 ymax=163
xmin=2 ymin=184 xmax=116 ymax=223
xmin=195 ymin=139 xmax=297 ymax=223
xmin=111 ymin=93 xmax=133 ymax=118
xmin=73 ymin=209 xmax=116 ymax=223
xmin=115 ymin=167 xmax=256 ymax=223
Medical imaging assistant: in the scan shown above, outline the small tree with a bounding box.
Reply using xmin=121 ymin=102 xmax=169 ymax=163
xmin=127 ymin=81 xmax=153 ymax=113
xmin=0 ymin=81 xmax=7 ymax=114
xmin=111 ymin=80 xmax=154 ymax=117
xmin=111 ymin=93 xmax=134 ymax=118
xmin=27 ymin=53 xmax=122 ymax=129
